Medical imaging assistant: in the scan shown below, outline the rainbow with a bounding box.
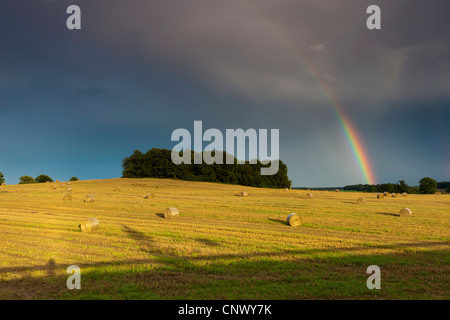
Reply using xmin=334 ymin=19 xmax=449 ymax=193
xmin=249 ymin=5 xmax=377 ymax=185
xmin=323 ymin=89 xmax=378 ymax=185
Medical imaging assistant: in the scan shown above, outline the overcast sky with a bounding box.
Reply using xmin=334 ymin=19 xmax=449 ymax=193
xmin=0 ymin=0 xmax=449 ymax=186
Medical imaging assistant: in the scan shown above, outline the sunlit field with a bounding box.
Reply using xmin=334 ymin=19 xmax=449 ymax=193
xmin=0 ymin=178 xmax=448 ymax=299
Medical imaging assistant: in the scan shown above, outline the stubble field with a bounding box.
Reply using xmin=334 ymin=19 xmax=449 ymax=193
xmin=0 ymin=178 xmax=448 ymax=299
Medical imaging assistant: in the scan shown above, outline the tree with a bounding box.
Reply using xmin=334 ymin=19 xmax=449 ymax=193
xmin=19 ymin=176 xmax=36 ymax=184
xmin=397 ymin=180 xmax=412 ymax=194
xmin=121 ymin=148 xmax=291 ymax=189
xmin=69 ymin=177 xmax=79 ymax=181
xmin=0 ymin=172 xmax=4 ymax=185
xmin=35 ymin=175 xmax=54 ymax=183
xmin=419 ymin=177 xmax=437 ymax=194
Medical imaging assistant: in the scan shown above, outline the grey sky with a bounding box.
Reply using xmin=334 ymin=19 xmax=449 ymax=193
xmin=0 ymin=0 xmax=449 ymax=186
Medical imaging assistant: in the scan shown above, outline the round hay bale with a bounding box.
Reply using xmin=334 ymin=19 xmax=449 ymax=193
xmin=357 ymin=197 xmax=366 ymax=204
xmin=55 ymin=180 xmax=60 ymax=183
xmin=384 ymin=192 xmax=390 ymax=197
xmin=79 ymin=217 xmax=99 ymax=233
xmin=66 ymin=186 xmax=72 ymax=192
xmin=67 ymin=181 xmax=71 ymax=185
xmin=283 ymin=188 xmax=289 ymax=192
xmin=1 ymin=183 xmax=5 ymax=186
xmin=399 ymin=208 xmax=412 ymax=217
xmin=402 ymin=192 xmax=407 ymax=196
xmin=114 ymin=186 xmax=122 ymax=192
xmin=435 ymin=191 xmax=441 ymax=195
xmin=336 ymin=189 xmax=340 ymax=192
xmin=240 ymin=191 xmax=248 ymax=197
xmin=144 ymin=193 xmax=155 ymax=199
xmin=84 ymin=195 xmax=95 ymax=203
xmin=377 ymin=194 xmax=384 ymax=199
xmin=45 ymin=181 xmax=50 ymax=184
xmin=63 ymin=193 xmax=72 ymax=201
xmin=286 ymin=213 xmax=302 ymax=227
xmin=164 ymin=207 xmax=179 ymax=219
xmin=306 ymin=193 xmax=313 ymax=199
xmin=52 ymin=185 xmax=57 ymax=190
xmin=60 ymin=183 xmax=66 ymax=188
xmin=391 ymin=193 xmax=397 ymax=197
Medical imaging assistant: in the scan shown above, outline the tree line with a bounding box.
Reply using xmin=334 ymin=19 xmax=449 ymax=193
xmin=0 ymin=173 xmax=78 ymax=185
xmin=122 ymin=148 xmax=292 ymax=188
xmin=343 ymin=177 xmax=449 ymax=194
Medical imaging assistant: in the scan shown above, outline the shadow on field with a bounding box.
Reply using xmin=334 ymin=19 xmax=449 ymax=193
xmin=1 ymin=236 xmax=449 ymax=299
xmin=46 ymin=259 xmax=56 ymax=276
xmin=196 ymin=238 xmax=221 ymax=247
xmin=267 ymin=218 xmax=288 ymax=225
xmin=374 ymin=212 xmax=401 ymax=217
xmin=122 ymin=225 xmax=155 ymax=254
xmin=155 ymin=213 xmax=165 ymax=219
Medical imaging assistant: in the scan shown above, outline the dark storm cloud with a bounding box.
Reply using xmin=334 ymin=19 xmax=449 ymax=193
xmin=77 ymin=0 xmax=450 ymax=109
xmin=0 ymin=0 xmax=449 ymax=185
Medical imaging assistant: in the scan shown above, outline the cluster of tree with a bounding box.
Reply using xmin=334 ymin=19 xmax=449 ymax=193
xmin=344 ymin=177 xmax=446 ymax=194
xmin=18 ymin=175 xmax=79 ymax=184
xmin=19 ymin=175 xmax=54 ymax=184
xmin=0 ymin=173 xmax=79 ymax=185
xmin=437 ymin=181 xmax=450 ymax=190
xmin=122 ymin=148 xmax=292 ymax=188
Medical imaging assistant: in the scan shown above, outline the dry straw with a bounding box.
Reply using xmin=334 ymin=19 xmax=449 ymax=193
xmin=114 ymin=186 xmax=122 ymax=192
xmin=377 ymin=194 xmax=384 ymax=199
xmin=66 ymin=187 xmax=72 ymax=192
xmin=84 ymin=195 xmax=95 ymax=203
xmin=144 ymin=193 xmax=155 ymax=199
xmin=240 ymin=191 xmax=248 ymax=197
xmin=435 ymin=191 xmax=441 ymax=195
xmin=63 ymin=194 xmax=72 ymax=201
xmin=79 ymin=217 xmax=99 ymax=233
xmin=336 ymin=189 xmax=340 ymax=192
xmin=60 ymin=183 xmax=66 ymax=188
xmin=164 ymin=207 xmax=179 ymax=219
xmin=306 ymin=193 xmax=313 ymax=199
xmin=283 ymin=188 xmax=289 ymax=192
xmin=357 ymin=197 xmax=366 ymax=204
xmin=403 ymin=192 xmax=407 ymax=196
xmin=392 ymin=193 xmax=397 ymax=197
xmin=399 ymin=208 xmax=412 ymax=217
xmin=52 ymin=185 xmax=57 ymax=190
xmin=286 ymin=213 xmax=302 ymax=227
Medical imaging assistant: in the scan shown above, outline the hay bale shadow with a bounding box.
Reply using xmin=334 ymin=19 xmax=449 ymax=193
xmin=268 ymin=218 xmax=288 ymax=226
xmin=155 ymin=213 xmax=165 ymax=219
xmin=375 ymin=212 xmax=400 ymax=217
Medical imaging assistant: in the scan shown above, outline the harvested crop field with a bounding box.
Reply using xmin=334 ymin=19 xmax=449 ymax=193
xmin=0 ymin=178 xmax=449 ymax=299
